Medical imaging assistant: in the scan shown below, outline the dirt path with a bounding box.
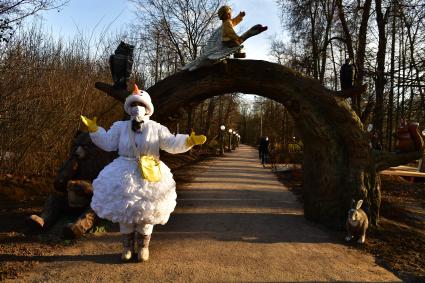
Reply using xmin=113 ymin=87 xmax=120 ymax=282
xmin=6 ymin=145 xmax=400 ymax=282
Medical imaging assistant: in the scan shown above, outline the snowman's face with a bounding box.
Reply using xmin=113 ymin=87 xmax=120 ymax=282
xmin=130 ymin=102 xmax=147 ymax=122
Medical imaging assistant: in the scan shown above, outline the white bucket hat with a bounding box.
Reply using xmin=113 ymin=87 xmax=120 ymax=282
xmin=124 ymin=84 xmax=154 ymax=117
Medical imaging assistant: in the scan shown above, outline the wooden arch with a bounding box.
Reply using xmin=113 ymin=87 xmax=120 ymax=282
xmin=96 ymin=59 xmax=421 ymax=228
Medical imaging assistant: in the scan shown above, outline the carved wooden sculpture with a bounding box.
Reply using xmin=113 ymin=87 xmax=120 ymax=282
xmin=96 ymin=59 xmax=424 ymax=228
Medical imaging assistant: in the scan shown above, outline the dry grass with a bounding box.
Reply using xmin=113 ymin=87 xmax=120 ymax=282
xmin=0 ymin=25 xmax=124 ymax=176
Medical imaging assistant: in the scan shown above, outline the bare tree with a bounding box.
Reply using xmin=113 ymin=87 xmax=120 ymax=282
xmin=0 ymin=25 xmax=122 ymax=176
xmin=132 ymin=0 xmax=223 ymax=67
xmin=0 ymin=0 xmax=67 ymax=42
xmin=372 ymin=0 xmax=391 ymax=147
xmin=130 ymin=0 xmax=224 ymax=133
xmin=336 ymin=0 xmax=373 ymax=115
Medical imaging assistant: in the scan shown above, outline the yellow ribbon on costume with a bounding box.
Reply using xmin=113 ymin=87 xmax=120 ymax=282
xmin=138 ymin=156 xmax=161 ymax=182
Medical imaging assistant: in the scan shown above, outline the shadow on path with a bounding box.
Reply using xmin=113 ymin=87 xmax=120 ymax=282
xmin=3 ymin=145 xmax=401 ymax=282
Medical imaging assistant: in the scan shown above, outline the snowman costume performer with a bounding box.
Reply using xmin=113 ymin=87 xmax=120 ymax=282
xmin=80 ymin=85 xmax=206 ymax=262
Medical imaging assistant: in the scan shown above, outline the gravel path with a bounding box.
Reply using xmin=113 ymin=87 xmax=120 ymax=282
xmin=9 ymin=145 xmax=400 ymax=282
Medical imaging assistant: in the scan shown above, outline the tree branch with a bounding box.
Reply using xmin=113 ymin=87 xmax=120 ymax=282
xmin=374 ymin=150 xmax=422 ymax=172
xmin=332 ymin=83 xmax=367 ymax=98
xmin=94 ymin=82 xmax=129 ymax=103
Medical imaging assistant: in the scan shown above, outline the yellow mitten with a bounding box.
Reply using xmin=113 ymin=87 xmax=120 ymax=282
xmin=186 ymin=131 xmax=207 ymax=147
xmin=80 ymin=115 xmax=98 ymax=133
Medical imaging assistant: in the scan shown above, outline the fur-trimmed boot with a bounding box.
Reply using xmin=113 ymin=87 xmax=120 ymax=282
xmin=121 ymin=232 xmax=135 ymax=262
xmin=136 ymin=233 xmax=151 ymax=262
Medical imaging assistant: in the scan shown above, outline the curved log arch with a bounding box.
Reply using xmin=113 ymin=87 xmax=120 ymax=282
xmin=147 ymin=59 xmax=371 ymax=228
xmin=96 ymin=59 xmax=422 ymax=228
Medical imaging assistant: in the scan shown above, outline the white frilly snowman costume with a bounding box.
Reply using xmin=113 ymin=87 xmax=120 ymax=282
xmin=88 ymin=85 xmax=194 ymax=262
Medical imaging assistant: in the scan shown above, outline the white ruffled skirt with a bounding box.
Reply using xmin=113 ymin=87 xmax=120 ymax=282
xmin=90 ymin=156 xmax=177 ymax=225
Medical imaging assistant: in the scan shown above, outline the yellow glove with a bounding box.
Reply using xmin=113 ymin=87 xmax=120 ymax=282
xmin=186 ymin=131 xmax=207 ymax=147
xmin=80 ymin=115 xmax=98 ymax=133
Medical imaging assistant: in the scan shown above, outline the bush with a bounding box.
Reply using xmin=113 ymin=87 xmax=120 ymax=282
xmin=0 ymin=25 xmax=124 ymax=176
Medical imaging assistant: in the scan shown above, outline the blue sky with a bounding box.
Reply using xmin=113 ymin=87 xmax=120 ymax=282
xmin=39 ymin=0 xmax=286 ymax=61
xmin=230 ymin=0 xmax=286 ymax=60
xmin=40 ymin=0 xmax=132 ymax=42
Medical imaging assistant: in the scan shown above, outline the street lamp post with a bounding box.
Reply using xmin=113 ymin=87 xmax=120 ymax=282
xmin=228 ymin=128 xmax=233 ymax=151
xmin=220 ymin=125 xmax=225 ymax=155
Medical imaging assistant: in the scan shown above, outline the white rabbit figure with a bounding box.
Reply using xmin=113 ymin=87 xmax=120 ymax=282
xmin=345 ymin=199 xmax=369 ymax=244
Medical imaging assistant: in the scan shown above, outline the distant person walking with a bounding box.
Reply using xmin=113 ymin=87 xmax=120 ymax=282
xmin=259 ymin=136 xmax=270 ymax=167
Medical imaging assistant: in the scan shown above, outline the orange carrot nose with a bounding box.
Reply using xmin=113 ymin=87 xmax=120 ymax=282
xmin=133 ymin=84 xmax=140 ymax=94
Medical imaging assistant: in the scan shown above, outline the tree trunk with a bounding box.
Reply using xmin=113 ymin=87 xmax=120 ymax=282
xmin=401 ymin=29 xmax=406 ymax=118
xmin=354 ymin=0 xmax=373 ymax=114
xmin=336 ymin=0 xmax=372 ymax=115
xmin=336 ymin=0 xmax=354 ymax=60
xmin=319 ymin=0 xmax=336 ymax=85
xmin=186 ymin=106 xmax=193 ymax=134
xmin=387 ymin=7 xmax=396 ymax=151
xmin=309 ymin=2 xmax=319 ymax=80
xmin=404 ymin=18 xmax=424 ymax=123
xmin=395 ymin=24 xmax=403 ymax=142
xmin=372 ymin=0 xmax=387 ymax=148
xmin=204 ymin=97 xmax=216 ymax=137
